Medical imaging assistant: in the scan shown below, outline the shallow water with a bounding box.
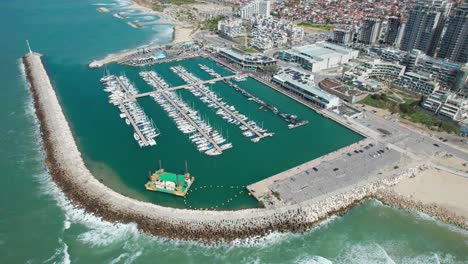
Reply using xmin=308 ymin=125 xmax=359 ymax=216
xmin=1 ymin=0 xmax=467 ymax=262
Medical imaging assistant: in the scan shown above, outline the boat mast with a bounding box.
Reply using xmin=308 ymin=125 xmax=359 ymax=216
xmin=26 ymin=40 xmax=32 ymax=54
xmin=184 ymin=160 xmax=190 ymax=177
xmin=158 ymin=159 xmax=163 ymax=173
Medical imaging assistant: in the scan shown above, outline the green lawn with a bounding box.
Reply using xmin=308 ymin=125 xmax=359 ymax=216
xmin=298 ymin=22 xmax=334 ymax=30
xmin=240 ymin=46 xmax=257 ymax=53
xmin=358 ymin=94 xmax=460 ymax=134
xmin=202 ymin=16 xmax=225 ymax=30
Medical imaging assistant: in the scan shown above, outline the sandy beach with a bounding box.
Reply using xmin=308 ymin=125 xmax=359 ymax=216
xmin=391 ymin=168 xmax=468 ymax=219
xmin=126 ymin=0 xmax=194 ymax=44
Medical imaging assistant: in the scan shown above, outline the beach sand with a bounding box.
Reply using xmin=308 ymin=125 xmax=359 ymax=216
xmin=391 ymin=168 xmax=468 ymax=219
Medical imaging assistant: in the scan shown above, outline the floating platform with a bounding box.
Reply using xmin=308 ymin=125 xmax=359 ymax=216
xmin=145 ymin=169 xmax=194 ymax=197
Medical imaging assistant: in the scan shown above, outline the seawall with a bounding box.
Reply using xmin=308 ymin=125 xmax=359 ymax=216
xmin=23 ymin=52 xmax=466 ymax=242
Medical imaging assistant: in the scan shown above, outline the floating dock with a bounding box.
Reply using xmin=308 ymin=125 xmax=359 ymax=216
xmin=172 ymin=66 xmax=270 ymax=142
xmin=145 ymin=168 xmax=194 ymax=197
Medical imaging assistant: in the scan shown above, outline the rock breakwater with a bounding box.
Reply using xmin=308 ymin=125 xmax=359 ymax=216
xmin=23 ymin=52 xmax=466 ymax=242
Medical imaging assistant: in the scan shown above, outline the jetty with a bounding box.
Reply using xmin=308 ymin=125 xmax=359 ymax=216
xmin=119 ymin=101 xmax=149 ymax=146
xmin=134 ymin=74 xmax=238 ymax=98
xmin=172 ymin=66 xmax=269 ymax=141
xmin=159 ymin=88 xmax=223 ymax=153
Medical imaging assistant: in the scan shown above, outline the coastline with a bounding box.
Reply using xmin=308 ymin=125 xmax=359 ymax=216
xmin=125 ymin=0 xmax=194 ymax=44
xmin=89 ymin=0 xmax=194 ymax=68
xmin=23 ymin=52 xmax=468 ymax=242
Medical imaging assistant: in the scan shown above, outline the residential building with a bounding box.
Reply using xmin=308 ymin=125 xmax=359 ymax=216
xmin=333 ymin=28 xmax=354 ymax=45
xmin=249 ymin=15 xmax=304 ymax=50
xmin=218 ymin=18 xmax=245 ymax=39
xmin=422 ymin=90 xmax=468 ymax=121
xmin=415 ymin=56 xmax=462 ymax=89
xmin=272 ymin=68 xmax=340 ymax=108
xmin=279 ymin=42 xmax=359 ymax=73
xmin=454 ymin=63 xmax=468 ymax=93
xmin=358 ymin=18 xmax=382 ymax=45
xmin=373 ymin=47 xmax=463 ymax=89
xmin=384 ymin=16 xmax=402 ymax=46
xmin=400 ymin=0 xmax=452 ymax=56
xmin=217 ymin=48 xmax=276 ymax=70
xmin=240 ymin=0 xmax=271 ymax=18
xmin=438 ymin=3 xmax=468 ymax=63
xmin=396 ymin=71 xmax=440 ymax=95
xmin=343 ymin=58 xmax=406 ymax=83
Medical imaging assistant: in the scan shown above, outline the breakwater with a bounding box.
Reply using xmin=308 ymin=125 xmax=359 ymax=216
xmin=23 ymin=52 xmax=467 ymax=242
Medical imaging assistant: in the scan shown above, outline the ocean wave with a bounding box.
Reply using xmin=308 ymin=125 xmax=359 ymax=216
xmin=92 ymin=3 xmax=116 ymax=6
xmin=293 ymin=255 xmax=333 ymax=264
xmin=334 ymin=242 xmax=397 ymax=264
xmin=368 ymin=197 xmax=468 ymax=236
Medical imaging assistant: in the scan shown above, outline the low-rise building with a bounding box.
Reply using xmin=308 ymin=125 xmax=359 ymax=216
xmin=370 ymin=47 xmax=463 ymax=90
xmin=343 ymin=58 xmax=405 ymax=83
xmin=218 ymin=18 xmax=245 ymax=39
xmin=396 ymin=72 xmax=440 ymax=95
xmin=272 ymin=67 xmax=340 ymax=108
xmin=249 ymin=15 xmax=304 ymax=50
xmin=279 ymin=42 xmax=359 ymax=73
xmin=318 ymin=78 xmax=367 ymax=104
xmin=422 ymin=90 xmax=468 ymax=121
xmin=217 ymin=48 xmax=276 ymax=70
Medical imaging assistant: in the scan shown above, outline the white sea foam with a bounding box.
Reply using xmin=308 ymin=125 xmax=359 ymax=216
xmin=123 ymin=250 xmax=142 ymax=264
xmin=335 ymin=243 xmax=397 ymax=264
xmin=60 ymin=239 xmax=71 ymax=264
xmin=109 ymin=253 xmax=129 ymax=264
xmin=293 ymin=255 xmax=333 ymax=264
xmin=19 ymin=58 xmax=146 ymax=250
xmin=92 ymin=3 xmax=116 ymax=6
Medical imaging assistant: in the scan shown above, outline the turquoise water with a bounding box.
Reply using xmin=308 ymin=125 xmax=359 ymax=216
xmin=1 ymin=0 xmax=467 ymax=262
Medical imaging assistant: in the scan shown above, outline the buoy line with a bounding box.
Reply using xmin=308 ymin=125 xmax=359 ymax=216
xmin=183 ymin=185 xmax=252 ymax=210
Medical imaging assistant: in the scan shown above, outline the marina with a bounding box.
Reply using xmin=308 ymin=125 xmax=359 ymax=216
xmin=140 ymin=71 xmax=231 ymax=156
xmin=100 ymin=74 xmax=159 ymax=147
xmin=199 ymin=63 xmax=309 ymax=129
xmin=171 ymin=65 xmax=272 ymax=142
xmin=87 ymin=56 xmax=364 ymax=209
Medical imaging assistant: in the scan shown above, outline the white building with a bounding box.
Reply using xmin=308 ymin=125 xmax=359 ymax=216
xmin=240 ymin=0 xmax=271 ymax=18
xmin=422 ymin=90 xmax=468 ymax=121
xmin=343 ymin=58 xmax=406 ymax=83
xmin=218 ymin=18 xmax=245 ymax=39
xmin=396 ymin=71 xmax=440 ymax=95
xmin=272 ymin=68 xmax=340 ymax=109
xmin=280 ymin=42 xmax=359 ymax=73
xmin=249 ymin=16 xmax=304 ymax=50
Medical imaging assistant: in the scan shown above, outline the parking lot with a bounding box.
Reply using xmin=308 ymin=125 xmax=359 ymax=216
xmin=269 ymin=141 xmax=402 ymax=204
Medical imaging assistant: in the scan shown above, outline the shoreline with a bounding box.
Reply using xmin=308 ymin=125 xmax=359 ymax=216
xmin=23 ymin=52 xmax=467 ymax=242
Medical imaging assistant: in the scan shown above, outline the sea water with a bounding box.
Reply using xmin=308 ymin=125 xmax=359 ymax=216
xmin=0 ymin=0 xmax=467 ymax=262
